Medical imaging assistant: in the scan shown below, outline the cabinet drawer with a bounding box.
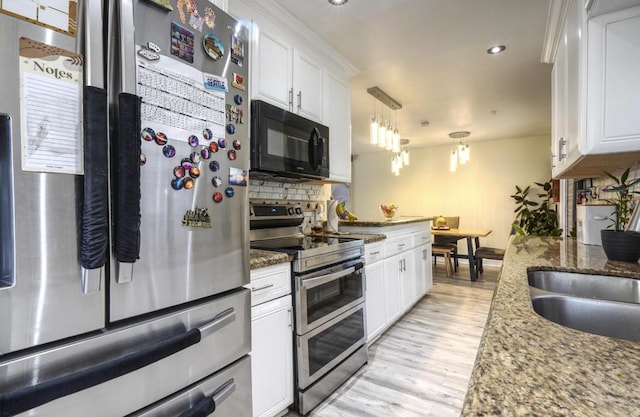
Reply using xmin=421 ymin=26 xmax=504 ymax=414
xmin=412 ymin=230 xmax=431 ymax=246
xmin=248 ymin=263 xmax=291 ymax=307
xmin=384 ymin=236 xmax=412 ymax=257
xmin=364 ymin=242 xmax=384 ymax=264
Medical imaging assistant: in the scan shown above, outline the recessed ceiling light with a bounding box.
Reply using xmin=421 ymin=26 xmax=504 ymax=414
xmin=328 ymin=0 xmax=348 ymax=5
xmin=487 ymin=45 xmax=506 ymax=55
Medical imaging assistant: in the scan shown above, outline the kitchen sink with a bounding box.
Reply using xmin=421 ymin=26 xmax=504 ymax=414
xmin=528 ymin=270 xmax=640 ymax=304
xmin=528 ymin=270 xmax=640 ymax=342
xmin=530 ymin=293 xmax=640 ymax=342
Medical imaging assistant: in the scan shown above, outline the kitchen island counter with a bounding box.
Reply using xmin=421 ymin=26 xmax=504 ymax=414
xmin=462 ymin=236 xmax=640 ymax=416
xmin=339 ymin=216 xmax=433 ymax=228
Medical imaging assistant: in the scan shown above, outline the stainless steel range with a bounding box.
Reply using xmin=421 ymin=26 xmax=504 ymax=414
xmin=249 ymin=202 xmax=368 ymax=415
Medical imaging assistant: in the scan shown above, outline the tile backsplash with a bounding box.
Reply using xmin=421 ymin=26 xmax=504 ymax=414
xmin=249 ymin=179 xmax=331 ymax=231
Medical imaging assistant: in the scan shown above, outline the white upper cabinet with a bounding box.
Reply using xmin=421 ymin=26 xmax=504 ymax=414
xmin=253 ymin=29 xmax=292 ymax=110
xmin=324 ymin=71 xmax=352 ymax=182
xmin=229 ymin=0 xmax=357 ymax=182
xmin=292 ymin=48 xmax=324 ymax=122
xmin=549 ymin=1 xmax=640 ymax=178
xmin=586 ymin=7 xmax=640 ymax=153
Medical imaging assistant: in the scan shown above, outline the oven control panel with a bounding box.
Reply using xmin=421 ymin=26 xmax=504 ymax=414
xmin=249 ymin=202 xmax=304 ymax=229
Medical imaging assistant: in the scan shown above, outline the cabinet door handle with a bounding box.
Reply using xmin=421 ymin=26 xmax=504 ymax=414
xmin=558 ymin=137 xmax=567 ymax=160
xmin=297 ymin=90 xmax=302 ymax=110
xmin=288 ymin=88 xmax=293 ymax=110
xmin=251 ymin=283 xmax=275 ymax=292
xmin=369 ymin=251 xmax=380 ymax=256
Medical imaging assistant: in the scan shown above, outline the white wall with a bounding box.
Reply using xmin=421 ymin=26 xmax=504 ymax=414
xmin=351 ymin=135 xmax=551 ymax=251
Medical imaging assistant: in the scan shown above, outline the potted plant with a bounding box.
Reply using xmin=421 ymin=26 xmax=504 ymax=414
xmin=511 ymin=179 xmax=563 ymax=236
xmin=600 ymin=167 xmax=640 ymax=262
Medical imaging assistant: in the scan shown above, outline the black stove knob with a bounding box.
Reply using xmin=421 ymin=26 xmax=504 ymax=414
xmin=287 ymin=207 xmax=295 ymax=215
xmin=295 ymin=207 xmax=303 ymax=215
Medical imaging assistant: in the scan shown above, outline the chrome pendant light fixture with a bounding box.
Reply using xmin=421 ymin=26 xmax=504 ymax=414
xmin=367 ymin=86 xmax=409 ymax=174
xmin=449 ymin=131 xmax=471 ymax=172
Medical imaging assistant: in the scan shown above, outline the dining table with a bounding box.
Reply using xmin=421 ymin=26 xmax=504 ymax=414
xmin=431 ymin=228 xmax=492 ymax=281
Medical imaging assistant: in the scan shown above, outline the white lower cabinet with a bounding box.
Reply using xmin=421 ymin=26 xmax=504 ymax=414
xmin=399 ymin=251 xmax=416 ymax=314
xmin=347 ymin=221 xmax=432 ymax=344
xmin=413 ymin=243 xmax=432 ymax=301
xmin=382 ymin=254 xmax=403 ymax=326
xmin=365 ymin=259 xmax=385 ymax=343
xmin=248 ymin=263 xmax=293 ymax=417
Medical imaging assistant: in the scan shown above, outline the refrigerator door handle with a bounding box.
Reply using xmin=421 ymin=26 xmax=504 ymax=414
xmin=114 ymin=93 xmax=142 ymax=266
xmin=117 ymin=0 xmax=137 ymax=94
xmin=80 ymin=86 xmax=109 ymax=276
xmin=176 ymin=378 xmax=236 ymax=417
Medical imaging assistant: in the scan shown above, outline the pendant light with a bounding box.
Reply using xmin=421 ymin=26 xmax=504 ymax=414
xmin=449 ymin=131 xmax=471 ymax=171
xmin=450 ymin=149 xmax=458 ymax=172
xmin=391 ymin=111 xmax=400 ymax=153
xmin=367 ymin=86 xmax=402 ymax=152
xmin=370 ymin=100 xmax=378 ymax=145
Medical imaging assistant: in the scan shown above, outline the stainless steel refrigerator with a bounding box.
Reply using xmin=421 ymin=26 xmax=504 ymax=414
xmin=0 ymin=0 xmax=252 ymax=415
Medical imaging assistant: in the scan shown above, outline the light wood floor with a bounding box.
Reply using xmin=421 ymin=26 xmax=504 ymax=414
xmin=286 ymin=263 xmax=499 ymax=417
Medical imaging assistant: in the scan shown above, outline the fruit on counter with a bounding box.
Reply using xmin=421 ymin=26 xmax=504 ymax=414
xmin=335 ymin=201 xmax=358 ymax=221
xmin=380 ymin=204 xmax=397 ymax=218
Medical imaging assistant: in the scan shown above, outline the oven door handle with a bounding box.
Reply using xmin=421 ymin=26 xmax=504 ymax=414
xmin=177 ymin=378 xmax=236 ymax=417
xmin=300 ymin=266 xmax=358 ymax=289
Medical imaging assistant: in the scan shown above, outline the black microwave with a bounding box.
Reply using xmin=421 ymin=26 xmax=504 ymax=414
xmin=250 ymin=100 xmax=329 ymax=180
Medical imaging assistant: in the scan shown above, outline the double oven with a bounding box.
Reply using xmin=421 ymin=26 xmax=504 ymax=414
xmin=250 ymin=202 xmax=368 ymax=415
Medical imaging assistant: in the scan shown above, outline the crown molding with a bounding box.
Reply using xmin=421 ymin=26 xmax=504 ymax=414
xmin=541 ymin=0 xmax=571 ymax=63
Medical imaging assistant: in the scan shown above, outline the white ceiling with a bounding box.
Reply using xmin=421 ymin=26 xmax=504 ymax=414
xmin=270 ymin=0 xmax=553 ymax=155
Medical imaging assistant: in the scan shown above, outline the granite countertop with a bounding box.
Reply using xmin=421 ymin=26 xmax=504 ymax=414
xmin=249 ymin=249 xmax=293 ymax=270
xmin=320 ymin=232 xmax=386 ymax=244
xmin=339 ymin=216 xmax=434 ymax=228
xmin=461 ymin=236 xmax=640 ymax=416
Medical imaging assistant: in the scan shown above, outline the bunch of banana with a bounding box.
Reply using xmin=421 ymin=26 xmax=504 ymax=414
xmin=335 ymin=201 xmax=358 ymax=221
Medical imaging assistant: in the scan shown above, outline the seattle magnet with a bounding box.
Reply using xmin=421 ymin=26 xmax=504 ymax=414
xmin=188 ymin=135 xmax=199 ymax=147
xmin=211 ymin=176 xmax=222 ymax=187
xmin=209 ymin=142 xmax=219 ymax=153
xmin=209 ymin=160 xmax=220 ymax=172
xmin=218 ymin=138 xmax=227 ymax=148
xmin=227 ymin=150 xmax=237 ymax=161
xmin=213 ymin=192 xmax=223 ymax=203
xmin=225 ymin=124 xmax=235 ymax=135
xmin=225 ymin=187 xmax=234 ymax=198
xmin=232 ymin=139 xmax=241 ymax=150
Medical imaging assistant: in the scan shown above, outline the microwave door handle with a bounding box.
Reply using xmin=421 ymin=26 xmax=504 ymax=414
xmin=308 ymin=127 xmax=320 ymax=169
xmin=0 ymin=311 xmax=233 ymax=416
xmin=316 ymin=135 xmax=324 ymax=169
xmin=177 ymin=379 xmax=236 ymax=417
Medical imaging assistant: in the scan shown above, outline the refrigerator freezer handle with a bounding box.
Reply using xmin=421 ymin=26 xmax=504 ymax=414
xmin=176 ymin=379 xmax=236 ymax=417
xmin=0 ymin=326 xmax=203 ymax=417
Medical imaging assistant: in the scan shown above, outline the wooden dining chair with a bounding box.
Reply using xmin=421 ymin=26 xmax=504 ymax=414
xmin=432 ymin=216 xmax=460 ymax=272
